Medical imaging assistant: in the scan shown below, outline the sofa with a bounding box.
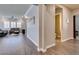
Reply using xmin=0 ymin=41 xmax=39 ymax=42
xmin=9 ymin=28 xmax=20 ymax=34
xmin=0 ymin=29 xmax=8 ymax=37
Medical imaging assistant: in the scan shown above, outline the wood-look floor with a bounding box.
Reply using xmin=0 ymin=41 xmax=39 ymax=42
xmin=41 ymin=39 xmax=79 ymax=55
xmin=0 ymin=34 xmax=39 ymax=55
xmin=0 ymin=34 xmax=79 ymax=55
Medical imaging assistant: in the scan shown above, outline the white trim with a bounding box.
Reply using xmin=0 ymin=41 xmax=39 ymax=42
xmin=41 ymin=5 xmax=45 ymax=50
xmin=37 ymin=5 xmax=46 ymax=53
xmin=37 ymin=43 xmax=55 ymax=52
xmin=37 ymin=48 xmax=47 ymax=53
xmin=61 ymin=37 xmax=74 ymax=42
xmin=55 ymin=13 xmax=61 ymax=15
xmin=27 ymin=35 xmax=38 ymax=47
xmin=46 ymin=43 xmax=55 ymax=49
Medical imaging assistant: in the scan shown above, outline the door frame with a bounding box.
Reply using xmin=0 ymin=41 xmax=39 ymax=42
xmin=55 ymin=13 xmax=62 ymax=40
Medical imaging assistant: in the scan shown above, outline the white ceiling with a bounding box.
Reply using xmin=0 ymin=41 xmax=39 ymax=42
xmin=2 ymin=4 xmax=79 ymax=16
xmin=63 ymin=4 xmax=79 ymax=10
xmin=0 ymin=4 xmax=31 ymax=16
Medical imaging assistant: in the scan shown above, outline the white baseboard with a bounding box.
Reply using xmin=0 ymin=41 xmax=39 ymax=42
xmin=46 ymin=43 xmax=55 ymax=49
xmin=27 ymin=35 xmax=38 ymax=47
xmin=37 ymin=48 xmax=47 ymax=52
xmin=37 ymin=43 xmax=55 ymax=53
xmin=61 ymin=37 xmax=74 ymax=42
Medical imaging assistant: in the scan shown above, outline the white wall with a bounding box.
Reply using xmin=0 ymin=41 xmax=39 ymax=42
xmin=44 ymin=5 xmax=55 ymax=49
xmin=25 ymin=5 xmax=39 ymax=47
xmin=38 ymin=5 xmax=55 ymax=51
xmin=73 ymin=9 xmax=79 ymax=15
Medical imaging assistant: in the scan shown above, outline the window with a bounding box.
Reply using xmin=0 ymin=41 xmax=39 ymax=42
xmin=4 ymin=21 xmax=21 ymax=29
xmin=11 ymin=22 xmax=16 ymax=28
xmin=17 ymin=22 xmax=21 ymax=28
xmin=4 ymin=21 xmax=10 ymax=28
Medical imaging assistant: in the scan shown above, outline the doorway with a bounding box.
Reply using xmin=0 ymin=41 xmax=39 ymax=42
xmin=73 ymin=15 xmax=79 ymax=40
xmin=55 ymin=14 xmax=61 ymax=39
xmin=73 ymin=16 xmax=76 ymax=39
xmin=55 ymin=6 xmax=62 ymax=43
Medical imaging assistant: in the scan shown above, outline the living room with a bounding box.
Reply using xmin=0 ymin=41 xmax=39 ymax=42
xmin=0 ymin=16 xmax=24 ymax=37
xmin=0 ymin=4 xmax=35 ymax=55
